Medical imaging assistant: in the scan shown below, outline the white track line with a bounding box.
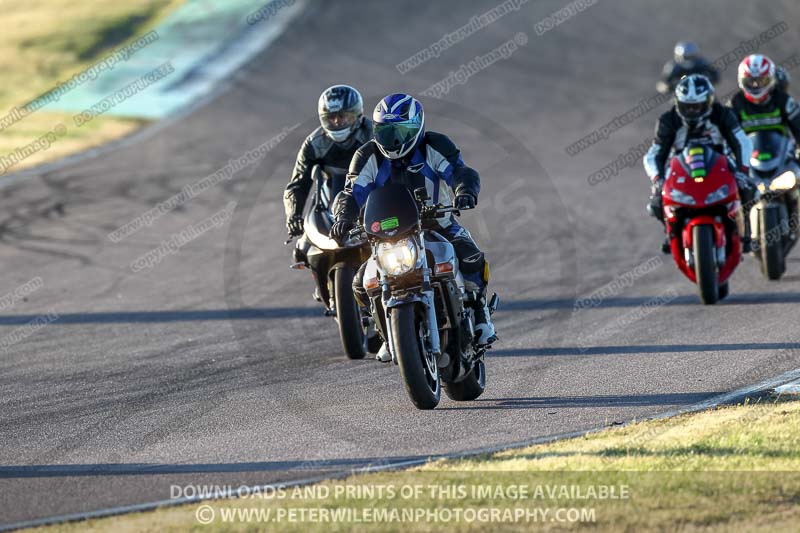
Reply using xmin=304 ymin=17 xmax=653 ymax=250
xmin=3 ymin=366 xmax=799 ymax=532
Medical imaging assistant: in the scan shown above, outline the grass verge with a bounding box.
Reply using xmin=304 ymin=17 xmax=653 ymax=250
xmin=0 ymin=0 xmax=183 ymax=173
xmin=26 ymin=394 xmax=800 ymax=532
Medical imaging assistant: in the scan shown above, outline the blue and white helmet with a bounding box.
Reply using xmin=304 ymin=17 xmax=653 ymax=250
xmin=372 ymin=93 xmax=424 ymax=159
xmin=675 ymin=74 xmax=714 ymax=127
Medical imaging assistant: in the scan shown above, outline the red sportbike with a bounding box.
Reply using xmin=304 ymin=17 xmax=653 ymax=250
xmin=662 ymin=144 xmax=744 ymax=304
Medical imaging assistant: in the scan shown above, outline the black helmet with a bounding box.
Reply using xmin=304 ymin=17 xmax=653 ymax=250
xmin=674 ymin=41 xmax=699 ymax=64
xmin=675 ymin=74 xmax=714 ymax=127
xmin=318 ymin=85 xmax=363 ymax=142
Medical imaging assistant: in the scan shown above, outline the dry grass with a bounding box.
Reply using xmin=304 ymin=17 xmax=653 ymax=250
xmin=28 ymin=396 xmax=800 ymax=532
xmin=0 ymin=0 xmax=183 ymax=172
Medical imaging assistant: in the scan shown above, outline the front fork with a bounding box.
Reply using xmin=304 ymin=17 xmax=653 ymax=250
xmin=383 ymin=287 xmax=441 ymax=364
xmin=422 ymin=289 xmax=442 ymax=356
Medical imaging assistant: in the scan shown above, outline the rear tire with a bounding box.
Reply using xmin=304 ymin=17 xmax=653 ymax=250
xmin=444 ymin=360 xmax=486 ymax=401
xmin=761 ymin=207 xmax=785 ymax=280
xmin=334 ymin=266 xmax=366 ymax=359
xmin=391 ymin=305 xmax=440 ymax=410
xmin=693 ymin=225 xmax=719 ymax=305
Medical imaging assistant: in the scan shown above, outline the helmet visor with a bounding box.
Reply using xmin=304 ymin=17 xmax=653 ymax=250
xmin=373 ymin=118 xmax=421 ymax=151
xmin=743 ymin=75 xmax=772 ymax=91
xmin=320 ymin=110 xmax=358 ymax=132
xmin=678 ymin=101 xmax=708 ymax=120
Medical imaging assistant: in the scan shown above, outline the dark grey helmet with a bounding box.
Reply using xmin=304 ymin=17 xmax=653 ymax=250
xmin=674 ymin=41 xmax=699 ymax=64
xmin=318 ymin=85 xmax=363 ymax=142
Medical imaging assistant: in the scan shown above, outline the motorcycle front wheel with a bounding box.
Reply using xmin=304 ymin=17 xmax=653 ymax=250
xmin=760 ymin=205 xmax=785 ymax=280
xmin=693 ymin=224 xmax=719 ymax=305
xmin=391 ymin=304 xmax=441 ymax=410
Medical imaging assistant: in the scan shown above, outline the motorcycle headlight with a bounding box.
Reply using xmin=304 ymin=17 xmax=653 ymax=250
xmin=770 ymin=170 xmax=798 ymax=191
xmin=705 ymin=184 xmax=730 ymax=205
xmin=669 ymin=188 xmax=696 ymax=205
xmin=376 ymin=238 xmax=419 ymax=276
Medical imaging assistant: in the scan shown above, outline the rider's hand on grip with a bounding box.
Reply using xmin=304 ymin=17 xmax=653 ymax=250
xmin=287 ymin=215 xmax=304 ymax=237
xmin=330 ymin=219 xmax=354 ymax=245
xmin=455 ymin=193 xmax=477 ymax=210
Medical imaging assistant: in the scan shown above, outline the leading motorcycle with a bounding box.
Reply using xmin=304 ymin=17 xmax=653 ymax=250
xmin=662 ymin=143 xmax=743 ymax=304
xmin=351 ymin=184 xmax=498 ymax=410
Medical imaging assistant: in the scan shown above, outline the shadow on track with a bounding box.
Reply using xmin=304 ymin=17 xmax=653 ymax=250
xmin=499 ymin=292 xmax=800 ymax=312
xmin=0 ymin=307 xmax=322 ymax=326
xmin=438 ymin=392 xmax=715 ymax=411
xmin=490 ymin=342 xmax=800 ymax=357
xmin=1 ymin=293 xmax=796 ymax=326
xmin=0 ymin=456 xmax=422 ymax=478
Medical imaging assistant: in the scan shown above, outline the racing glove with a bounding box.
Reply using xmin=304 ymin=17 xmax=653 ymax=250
xmin=330 ymin=219 xmax=354 ymax=245
xmin=454 ymin=193 xmax=477 ymax=210
xmin=287 ymin=215 xmax=304 ymax=237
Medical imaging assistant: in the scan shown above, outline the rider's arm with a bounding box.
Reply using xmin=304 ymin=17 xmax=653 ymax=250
xmin=283 ymin=134 xmax=317 ymax=220
xmin=333 ymin=142 xmax=377 ymax=222
xmin=718 ymin=105 xmax=752 ymax=173
xmin=643 ymin=111 xmax=676 ymax=181
xmin=425 ymin=132 xmax=480 ymax=200
xmin=779 ymin=92 xmax=800 ymax=144
xmin=660 ymin=61 xmax=677 ymax=84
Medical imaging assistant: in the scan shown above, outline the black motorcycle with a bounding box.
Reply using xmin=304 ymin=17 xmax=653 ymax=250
xmin=289 ymin=166 xmax=380 ymax=358
xmin=748 ymin=131 xmax=800 ymax=280
xmin=351 ymin=184 xmax=498 ymax=410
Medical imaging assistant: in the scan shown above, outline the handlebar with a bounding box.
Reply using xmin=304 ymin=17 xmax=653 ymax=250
xmin=348 ymin=226 xmax=365 ymax=239
xmin=421 ymin=204 xmax=473 ymax=219
xmin=345 ymin=204 xmax=472 ymax=239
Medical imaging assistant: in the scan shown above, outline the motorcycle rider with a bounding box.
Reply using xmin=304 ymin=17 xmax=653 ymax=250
xmin=728 ymin=54 xmax=800 ymax=235
xmin=657 ymin=41 xmax=719 ymax=94
xmin=728 ymin=55 xmax=800 ymax=144
xmin=644 ymin=74 xmax=754 ymax=252
xmin=330 ymin=93 xmax=496 ymax=361
xmin=283 ymin=85 xmax=372 ymax=240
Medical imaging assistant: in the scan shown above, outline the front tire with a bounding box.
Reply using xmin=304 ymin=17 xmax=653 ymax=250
xmin=718 ymin=281 xmax=729 ymax=301
xmin=391 ymin=305 xmax=440 ymax=410
xmin=760 ymin=206 xmax=785 ymax=280
xmin=334 ymin=266 xmax=366 ymax=359
xmin=693 ymin=225 xmax=719 ymax=305
xmin=444 ymin=360 xmax=486 ymax=401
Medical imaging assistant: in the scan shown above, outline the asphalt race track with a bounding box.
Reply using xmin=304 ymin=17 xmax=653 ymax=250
xmin=2 ymin=0 xmax=800 ymax=527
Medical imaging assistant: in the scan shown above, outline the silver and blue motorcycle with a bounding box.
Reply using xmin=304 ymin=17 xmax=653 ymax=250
xmin=351 ymin=184 xmax=498 ymax=410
